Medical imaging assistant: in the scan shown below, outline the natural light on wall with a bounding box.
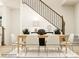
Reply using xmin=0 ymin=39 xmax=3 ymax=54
xmin=34 ymin=17 xmax=39 ymax=21
xmin=0 ymin=0 xmax=4 ymax=6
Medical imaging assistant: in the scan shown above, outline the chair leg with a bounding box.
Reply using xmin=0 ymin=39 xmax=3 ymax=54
xmin=65 ymin=45 xmax=67 ymax=54
xmin=23 ymin=43 xmax=27 ymax=56
xmin=12 ymin=45 xmax=14 ymax=50
xmin=25 ymin=47 xmax=27 ymax=56
xmin=17 ymin=44 xmax=19 ymax=54
xmin=38 ymin=46 xmax=40 ymax=56
xmin=45 ymin=46 xmax=46 ymax=53
xmin=58 ymin=47 xmax=60 ymax=56
xmin=44 ymin=46 xmax=48 ymax=56
xmin=72 ymin=45 xmax=73 ymax=51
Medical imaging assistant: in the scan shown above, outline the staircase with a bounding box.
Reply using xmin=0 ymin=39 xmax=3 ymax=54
xmin=22 ymin=0 xmax=65 ymax=34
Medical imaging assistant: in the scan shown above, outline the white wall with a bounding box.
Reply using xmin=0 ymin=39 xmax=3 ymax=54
xmin=0 ymin=5 xmax=20 ymax=45
xmin=10 ymin=8 xmax=20 ymax=43
xmin=42 ymin=0 xmax=75 ymax=34
xmin=1 ymin=6 xmax=12 ymax=45
xmin=20 ymin=4 xmax=56 ymax=33
xmin=0 ymin=6 xmax=3 ymax=16
xmin=74 ymin=3 xmax=79 ymax=34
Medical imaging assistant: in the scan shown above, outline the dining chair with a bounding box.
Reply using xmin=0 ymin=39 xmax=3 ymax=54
xmin=10 ymin=34 xmax=18 ymax=50
xmin=67 ymin=34 xmax=79 ymax=51
xmin=46 ymin=35 xmax=61 ymax=53
xmin=65 ymin=34 xmax=74 ymax=51
xmin=17 ymin=35 xmax=28 ymax=55
xmin=38 ymin=35 xmax=48 ymax=55
xmin=61 ymin=33 xmax=74 ymax=52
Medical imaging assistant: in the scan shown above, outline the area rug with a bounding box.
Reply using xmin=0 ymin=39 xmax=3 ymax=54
xmin=1 ymin=48 xmax=79 ymax=58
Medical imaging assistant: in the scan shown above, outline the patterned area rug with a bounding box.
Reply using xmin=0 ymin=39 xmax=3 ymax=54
xmin=1 ymin=48 xmax=79 ymax=58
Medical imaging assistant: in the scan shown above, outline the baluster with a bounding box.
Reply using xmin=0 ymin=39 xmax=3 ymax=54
xmin=29 ymin=0 xmax=31 ymax=7
xmin=60 ymin=17 xmax=62 ymax=29
xmin=50 ymin=10 xmax=52 ymax=24
xmin=54 ymin=13 xmax=56 ymax=26
xmin=41 ymin=2 xmax=43 ymax=16
xmin=34 ymin=0 xmax=37 ymax=12
xmin=33 ymin=0 xmax=36 ymax=10
xmin=40 ymin=1 xmax=42 ymax=16
xmin=56 ymin=14 xmax=58 ymax=28
xmin=37 ymin=0 xmax=40 ymax=14
xmin=53 ymin=11 xmax=55 ymax=25
xmin=47 ymin=8 xmax=49 ymax=21
xmin=31 ymin=0 xmax=33 ymax=8
xmin=49 ymin=9 xmax=51 ymax=23
xmin=28 ymin=0 xmax=30 ymax=6
xmin=51 ymin=11 xmax=53 ymax=24
xmin=57 ymin=16 xmax=60 ymax=28
xmin=26 ymin=0 xmax=29 ymax=5
xmin=39 ymin=1 xmax=40 ymax=15
xmin=38 ymin=0 xmax=40 ymax=14
xmin=22 ymin=0 xmax=26 ymax=4
xmin=44 ymin=4 xmax=46 ymax=18
xmin=48 ymin=8 xmax=50 ymax=22
xmin=22 ymin=0 xmax=24 ymax=4
xmin=37 ymin=0 xmax=39 ymax=13
xmin=45 ymin=5 xmax=47 ymax=20
xmin=43 ymin=3 xmax=44 ymax=17
xmin=56 ymin=15 xmax=58 ymax=27
xmin=51 ymin=11 xmax=54 ymax=24
xmin=57 ymin=16 xmax=59 ymax=28
xmin=43 ymin=3 xmax=45 ymax=17
xmin=43 ymin=4 xmax=46 ymax=18
xmin=36 ymin=0 xmax=38 ymax=12
xmin=32 ymin=0 xmax=34 ymax=9
xmin=30 ymin=0 xmax=32 ymax=8
xmin=59 ymin=16 xmax=62 ymax=29
xmin=46 ymin=7 xmax=49 ymax=21
xmin=59 ymin=16 xmax=61 ymax=29
xmin=34 ymin=0 xmax=36 ymax=11
xmin=42 ymin=3 xmax=45 ymax=17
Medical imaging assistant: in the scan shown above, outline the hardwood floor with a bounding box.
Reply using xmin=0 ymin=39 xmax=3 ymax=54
xmin=0 ymin=45 xmax=79 ymax=57
xmin=0 ymin=45 xmax=12 ymax=54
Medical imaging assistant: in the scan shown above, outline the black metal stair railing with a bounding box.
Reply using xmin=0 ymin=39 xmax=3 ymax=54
xmin=22 ymin=0 xmax=65 ymax=34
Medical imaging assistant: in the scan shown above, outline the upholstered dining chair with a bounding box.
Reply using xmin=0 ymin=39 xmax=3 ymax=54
xmin=17 ymin=34 xmax=28 ymax=55
xmin=46 ymin=35 xmax=61 ymax=54
xmin=67 ymin=34 xmax=79 ymax=51
xmin=10 ymin=34 xmax=28 ymax=55
xmin=38 ymin=35 xmax=48 ymax=55
xmin=10 ymin=34 xmax=18 ymax=50
xmin=60 ymin=33 xmax=74 ymax=53
xmin=37 ymin=29 xmax=48 ymax=55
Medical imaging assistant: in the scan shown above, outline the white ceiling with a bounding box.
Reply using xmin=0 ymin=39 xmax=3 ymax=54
xmin=1 ymin=0 xmax=20 ymax=8
xmin=62 ymin=0 xmax=79 ymax=6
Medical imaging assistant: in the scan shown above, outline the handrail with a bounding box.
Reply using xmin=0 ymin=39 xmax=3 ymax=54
xmin=61 ymin=16 xmax=65 ymax=34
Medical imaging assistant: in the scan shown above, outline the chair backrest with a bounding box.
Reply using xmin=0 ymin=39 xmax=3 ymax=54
xmin=37 ymin=29 xmax=46 ymax=35
xmin=38 ymin=35 xmax=48 ymax=46
xmin=26 ymin=34 xmax=39 ymax=45
xmin=11 ymin=34 xmax=16 ymax=44
xmin=39 ymin=38 xmax=46 ymax=46
xmin=73 ymin=35 xmax=79 ymax=43
xmin=46 ymin=35 xmax=60 ymax=46
xmin=68 ymin=33 xmax=74 ymax=43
